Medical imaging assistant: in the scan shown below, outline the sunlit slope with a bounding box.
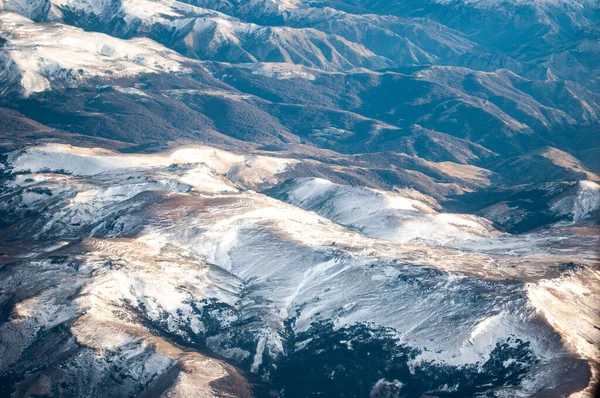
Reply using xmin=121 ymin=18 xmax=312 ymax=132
xmin=0 ymin=144 xmax=597 ymax=396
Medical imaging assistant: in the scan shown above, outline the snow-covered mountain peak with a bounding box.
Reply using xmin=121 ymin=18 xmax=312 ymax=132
xmin=272 ymin=177 xmax=500 ymax=244
xmin=9 ymin=143 xmax=298 ymax=189
xmin=1 ymin=143 xmax=598 ymax=397
xmin=0 ymin=11 xmax=191 ymax=96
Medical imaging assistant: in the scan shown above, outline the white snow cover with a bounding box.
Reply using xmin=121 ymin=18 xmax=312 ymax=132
xmin=0 ymin=0 xmax=50 ymax=19
xmin=527 ymin=267 xmax=600 ymax=363
xmin=0 ymin=12 xmax=190 ymax=96
xmin=64 ymin=239 xmax=239 ymax=396
xmin=9 ymin=143 xmax=297 ymax=187
xmin=249 ymin=62 xmax=317 ymax=80
xmin=3 ymin=144 xmax=599 ymax=396
xmin=551 ymin=180 xmax=600 ymax=222
xmin=281 ymin=177 xmax=499 ymax=245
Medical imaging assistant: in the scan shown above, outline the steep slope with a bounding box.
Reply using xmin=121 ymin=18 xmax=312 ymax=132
xmin=0 ymin=107 xmax=132 ymax=151
xmin=180 ymin=18 xmax=393 ymax=70
xmin=491 ymin=146 xmax=600 ymax=185
xmin=0 ymin=143 xmax=598 ymax=397
xmin=1 ymin=6 xmax=598 ymax=234
xmin=215 ymin=62 xmax=598 ymax=157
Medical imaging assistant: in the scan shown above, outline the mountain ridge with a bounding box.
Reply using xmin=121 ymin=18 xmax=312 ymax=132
xmin=0 ymin=0 xmax=599 ymax=396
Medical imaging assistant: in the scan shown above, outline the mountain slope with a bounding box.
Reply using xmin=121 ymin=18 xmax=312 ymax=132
xmin=0 ymin=143 xmax=597 ymax=397
xmin=0 ymin=1 xmax=599 ymax=396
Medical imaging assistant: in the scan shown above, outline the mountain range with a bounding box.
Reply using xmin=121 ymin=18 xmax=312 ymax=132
xmin=0 ymin=0 xmax=599 ymax=396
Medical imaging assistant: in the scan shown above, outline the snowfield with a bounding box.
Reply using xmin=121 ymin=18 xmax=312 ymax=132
xmin=0 ymin=12 xmax=191 ymax=96
xmin=273 ymin=177 xmax=499 ymax=245
xmin=0 ymin=143 xmax=598 ymax=396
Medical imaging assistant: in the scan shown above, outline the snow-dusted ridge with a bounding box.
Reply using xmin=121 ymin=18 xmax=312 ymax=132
xmin=1 ymin=143 xmax=598 ymax=396
xmin=0 ymin=0 xmax=598 ymax=393
xmin=9 ymin=143 xmax=298 ymax=188
xmin=551 ymin=180 xmax=600 ymax=223
xmin=272 ymin=177 xmax=499 ymax=245
xmin=0 ymin=11 xmax=192 ymax=96
xmin=432 ymin=0 xmax=596 ymax=7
